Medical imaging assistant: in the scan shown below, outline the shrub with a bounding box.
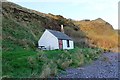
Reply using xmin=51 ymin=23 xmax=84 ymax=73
xmin=40 ymin=63 xmax=51 ymax=78
xmin=71 ymin=49 xmax=84 ymax=67
xmin=36 ymin=51 xmax=49 ymax=62
xmin=64 ymin=27 xmax=86 ymax=38
xmin=61 ymin=58 xmax=73 ymax=69
xmin=39 ymin=60 xmax=58 ymax=78
xmin=27 ymin=56 xmax=37 ymax=73
xmin=49 ymin=60 xmax=58 ymax=76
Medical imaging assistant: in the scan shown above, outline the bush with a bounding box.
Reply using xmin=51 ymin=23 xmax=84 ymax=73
xmin=40 ymin=63 xmax=51 ymax=78
xmin=71 ymin=49 xmax=84 ymax=67
xmin=61 ymin=60 xmax=72 ymax=69
xmin=64 ymin=27 xmax=86 ymax=38
xmin=49 ymin=60 xmax=58 ymax=76
xmin=36 ymin=51 xmax=46 ymax=61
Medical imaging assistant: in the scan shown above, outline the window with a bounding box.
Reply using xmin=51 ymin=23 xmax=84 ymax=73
xmin=67 ymin=40 xmax=70 ymax=47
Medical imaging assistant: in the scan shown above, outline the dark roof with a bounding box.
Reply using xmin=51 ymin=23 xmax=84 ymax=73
xmin=47 ymin=29 xmax=72 ymax=40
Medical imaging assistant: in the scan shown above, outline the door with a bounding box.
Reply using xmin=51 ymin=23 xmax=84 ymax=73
xmin=67 ymin=40 xmax=70 ymax=47
xmin=59 ymin=40 xmax=63 ymax=49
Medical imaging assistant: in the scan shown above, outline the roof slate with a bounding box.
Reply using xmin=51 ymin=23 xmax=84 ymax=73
xmin=47 ymin=29 xmax=72 ymax=40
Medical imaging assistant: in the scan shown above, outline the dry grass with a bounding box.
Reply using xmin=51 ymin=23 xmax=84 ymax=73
xmin=40 ymin=64 xmax=51 ymax=78
xmin=28 ymin=56 xmax=36 ymax=68
xmin=73 ymin=20 xmax=119 ymax=52
xmin=61 ymin=59 xmax=72 ymax=69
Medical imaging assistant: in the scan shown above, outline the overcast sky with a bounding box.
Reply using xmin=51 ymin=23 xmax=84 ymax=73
xmin=7 ymin=0 xmax=119 ymax=29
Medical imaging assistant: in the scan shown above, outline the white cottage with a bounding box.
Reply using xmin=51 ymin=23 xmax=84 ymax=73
xmin=38 ymin=28 xmax=74 ymax=50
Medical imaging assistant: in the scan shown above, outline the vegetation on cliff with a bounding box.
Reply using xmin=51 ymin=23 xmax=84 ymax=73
xmin=2 ymin=2 xmax=119 ymax=78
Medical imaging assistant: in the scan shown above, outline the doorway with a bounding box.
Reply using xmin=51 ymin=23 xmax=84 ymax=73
xmin=59 ymin=39 xmax=63 ymax=49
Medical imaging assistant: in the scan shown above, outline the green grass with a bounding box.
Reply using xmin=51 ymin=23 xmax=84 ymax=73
xmin=2 ymin=48 xmax=36 ymax=78
xmin=2 ymin=47 xmax=102 ymax=78
xmin=2 ymin=3 xmax=103 ymax=78
xmin=2 ymin=16 xmax=103 ymax=78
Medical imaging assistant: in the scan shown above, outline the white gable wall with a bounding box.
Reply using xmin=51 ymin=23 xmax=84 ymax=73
xmin=62 ymin=40 xmax=74 ymax=49
xmin=38 ymin=30 xmax=59 ymax=50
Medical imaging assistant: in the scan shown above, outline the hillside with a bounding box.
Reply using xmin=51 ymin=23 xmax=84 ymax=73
xmin=2 ymin=2 xmax=120 ymax=78
xmin=2 ymin=2 xmax=87 ymax=52
xmin=73 ymin=19 xmax=119 ymax=52
xmin=2 ymin=2 xmax=119 ymax=52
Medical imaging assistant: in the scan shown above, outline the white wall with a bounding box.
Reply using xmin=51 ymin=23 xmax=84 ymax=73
xmin=38 ymin=30 xmax=59 ymax=50
xmin=62 ymin=40 xmax=74 ymax=49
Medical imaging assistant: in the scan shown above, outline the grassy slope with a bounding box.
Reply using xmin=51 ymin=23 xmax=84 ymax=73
xmin=3 ymin=47 xmax=102 ymax=78
xmin=2 ymin=2 xmax=84 ymax=51
xmin=2 ymin=2 xmax=92 ymax=78
xmin=2 ymin=2 xmax=118 ymax=78
xmin=73 ymin=19 xmax=119 ymax=52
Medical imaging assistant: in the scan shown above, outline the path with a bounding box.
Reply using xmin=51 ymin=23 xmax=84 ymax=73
xmin=57 ymin=52 xmax=119 ymax=78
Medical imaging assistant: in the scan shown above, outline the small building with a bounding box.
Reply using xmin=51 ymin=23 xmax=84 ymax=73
xmin=38 ymin=26 xmax=74 ymax=50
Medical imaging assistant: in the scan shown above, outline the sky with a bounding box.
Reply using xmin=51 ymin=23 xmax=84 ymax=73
xmin=6 ymin=0 xmax=119 ymax=29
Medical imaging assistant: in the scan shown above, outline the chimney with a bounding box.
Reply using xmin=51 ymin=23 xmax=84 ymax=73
xmin=61 ymin=25 xmax=64 ymax=33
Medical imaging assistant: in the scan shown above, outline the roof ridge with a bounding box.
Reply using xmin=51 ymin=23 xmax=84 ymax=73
xmin=46 ymin=29 xmax=72 ymax=40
